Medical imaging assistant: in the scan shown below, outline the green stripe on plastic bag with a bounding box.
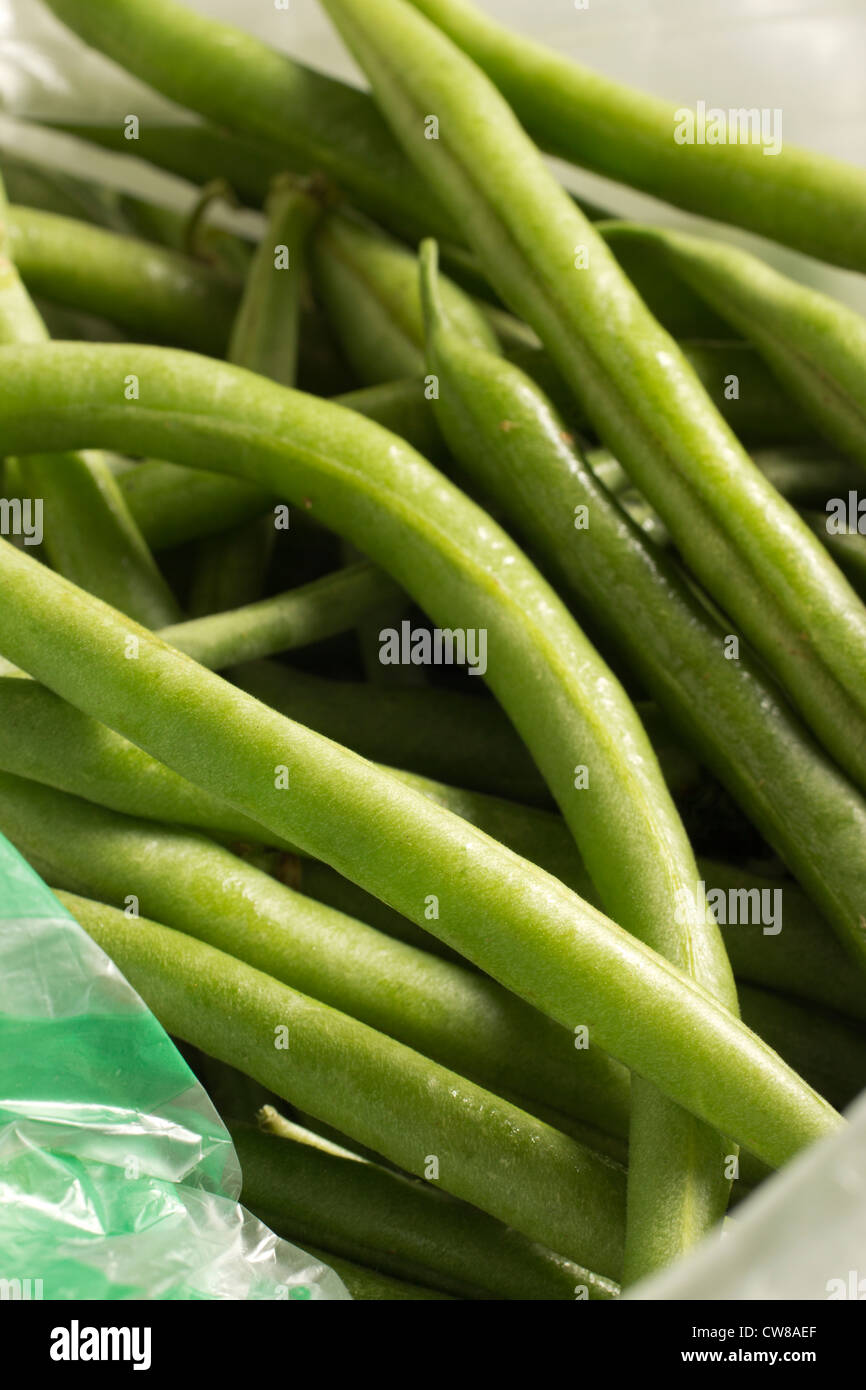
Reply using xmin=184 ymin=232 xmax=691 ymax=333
xmin=0 ymin=831 xmax=349 ymax=1300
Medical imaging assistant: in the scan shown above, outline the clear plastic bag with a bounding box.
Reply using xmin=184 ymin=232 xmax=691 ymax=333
xmin=0 ymin=833 xmax=349 ymax=1300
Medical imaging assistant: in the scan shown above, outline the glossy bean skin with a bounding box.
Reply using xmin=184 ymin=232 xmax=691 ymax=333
xmin=0 ymin=556 xmax=839 ymax=1171
xmin=319 ymin=0 xmax=866 ymax=796
xmin=0 ymin=184 xmax=179 ymax=626
xmin=404 ymin=0 xmax=866 ymax=272
xmin=420 ymin=243 xmax=735 ymax=1280
xmin=603 ymin=222 xmax=866 ymax=474
xmin=408 ymin=250 xmax=866 ymax=973
xmin=41 ymin=0 xmax=456 ymax=247
xmin=0 ymin=771 xmax=629 ymax=1147
xmin=231 ymin=1124 xmax=618 ymax=1300
xmin=59 ymin=890 xmax=627 ymax=1279
xmin=6 ymin=205 xmax=237 ymax=354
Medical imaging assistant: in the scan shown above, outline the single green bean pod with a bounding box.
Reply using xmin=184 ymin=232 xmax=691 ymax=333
xmin=59 ymin=890 xmax=627 ymax=1280
xmin=231 ymin=1123 xmax=618 ymax=1300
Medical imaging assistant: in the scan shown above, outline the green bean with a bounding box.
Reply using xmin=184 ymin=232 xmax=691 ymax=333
xmin=58 ymin=889 xmax=627 ymax=1278
xmin=5 ymin=204 xmax=237 ymax=353
xmin=1 ymin=770 xmax=632 ymax=1152
xmin=312 ymin=213 xmax=497 ymax=385
xmin=231 ymin=1123 xmax=617 ymax=1300
xmin=409 ymin=241 xmax=866 ymax=971
xmin=590 ymin=444 xmax=860 ymax=515
xmin=739 ymin=987 xmax=866 ymax=1115
xmin=0 ymin=528 xmax=839 ymax=1171
xmin=802 ymin=512 xmax=866 ymax=604
xmin=189 ymin=178 xmax=324 ymax=616
xmin=0 ymin=675 xmax=293 ymax=848
xmin=166 ymin=564 xmax=402 ymax=668
xmin=601 ymin=221 xmax=866 ymax=474
xmin=709 ymin=861 xmax=866 ymax=1028
xmin=0 ymin=338 xmax=731 ymax=1038
xmin=504 ymin=338 xmax=817 ymax=450
xmin=322 ymin=0 xmax=866 ymax=797
xmin=235 ymin=662 xmax=553 ymax=803
xmin=299 ymin=1247 xmax=452 ymax=1301
xmin=420 ymin=245 xmax=735 ymax=1280
xmin=0 ymin=154 xmax=135 ymax=234
xmin=311 ymin=217 xmax=765 ymax=421
xmin=0 ymin=665 xmax=549 ymax=815
xmin=41 ymin=0 xmax=457 ymax=247
xmin=0 ymin=181 xmax=180 ymax=627
xmin=286 ymin=788 xmax=864 ymax=1031
xmin=117 ymin=379 xmax=448 ymax=552
xmin=228 ymin=177 xmax=323 ymax=388
xmin=403 ymin=0 xmax=866 ymax=272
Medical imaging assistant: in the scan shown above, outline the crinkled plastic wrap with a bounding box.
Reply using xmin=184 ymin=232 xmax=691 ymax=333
xmin=0 ymin=834 xmax=349 ymax=1300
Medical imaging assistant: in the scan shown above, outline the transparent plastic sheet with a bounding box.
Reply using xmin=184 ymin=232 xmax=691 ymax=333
xmin=0 ymin=833 xmax=350 ymax=1300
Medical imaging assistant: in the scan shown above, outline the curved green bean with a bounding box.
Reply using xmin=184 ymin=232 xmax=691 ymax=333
xmin=404 ymin=0 xmax=866 ymax=272
xmin=59 ymin=889 xmax=627 ymax=1279
xmin=322 ymin=0 xmax=866 ymax=797
xmin=0 ymin=770 xmax=630 ymax=1144
xmin=0 ymin=343 xmax=729 ymax=1092
xmin=231 ymin=1123 xmax=618 ymax=1300
xmin=117 ymin=379 xmax=448 ymax=552
xmin=5 ymin=204 xmax=237 ymax=354
xmin=420 ymin=241 xmax=735 ymax=1280
xmin=409 ymin=243 xmax=866 ymax=971
xmin=0 ymin=528 xmax=839 ymax=1170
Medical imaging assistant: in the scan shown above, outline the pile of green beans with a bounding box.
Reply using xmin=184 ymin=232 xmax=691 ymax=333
xmin=3 ymin=0 xmax=865 ymax=1301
